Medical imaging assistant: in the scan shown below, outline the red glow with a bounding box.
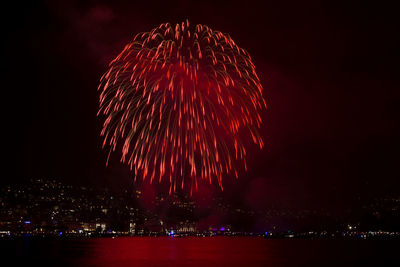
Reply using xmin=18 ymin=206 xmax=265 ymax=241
xmin=83 ymin=237 xmax=273 ymax=266
xmin=98 ymin=20 xmax=266 ymax=193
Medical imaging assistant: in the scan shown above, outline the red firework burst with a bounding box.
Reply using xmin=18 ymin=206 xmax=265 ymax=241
xmin=98 ymin=20 xmax=266 ymax=194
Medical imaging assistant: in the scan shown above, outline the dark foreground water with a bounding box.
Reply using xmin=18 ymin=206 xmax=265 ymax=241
xmin=0 ymin=237 xmax=398 ymax=267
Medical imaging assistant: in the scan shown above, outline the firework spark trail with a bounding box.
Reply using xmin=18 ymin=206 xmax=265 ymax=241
xmin=98 ymin=20 xmax=267 ymax=194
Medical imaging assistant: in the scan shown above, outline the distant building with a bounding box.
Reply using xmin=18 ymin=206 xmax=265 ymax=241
xmin=82 ymin=222 xmax=96 ymax=232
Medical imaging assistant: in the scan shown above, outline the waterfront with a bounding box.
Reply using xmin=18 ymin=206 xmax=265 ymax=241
xmin=0 ymin=237 xmax=398 ymax=266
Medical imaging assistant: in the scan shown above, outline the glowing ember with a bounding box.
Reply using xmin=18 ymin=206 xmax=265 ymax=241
xmin=98 ymin=20 xmax=266 ymax=194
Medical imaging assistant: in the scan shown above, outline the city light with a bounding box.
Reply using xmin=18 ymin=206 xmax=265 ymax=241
xmin=0 ymin=179 xmax=398 ymax=239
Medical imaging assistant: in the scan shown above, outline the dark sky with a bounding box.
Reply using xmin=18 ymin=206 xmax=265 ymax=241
xmin=3 ymin=0 xmax=399 ymax=211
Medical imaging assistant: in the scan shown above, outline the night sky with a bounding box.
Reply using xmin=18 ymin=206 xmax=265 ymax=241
xmin=3 ymin=1 xmax=399 ymax=212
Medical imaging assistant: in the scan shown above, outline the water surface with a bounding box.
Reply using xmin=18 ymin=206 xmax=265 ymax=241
xmin=1 ymin=237 xmax=398 ymax=266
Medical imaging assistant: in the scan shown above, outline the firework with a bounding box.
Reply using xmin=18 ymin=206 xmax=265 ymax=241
xmin=98 ymin=20 xmax=266 ymax=194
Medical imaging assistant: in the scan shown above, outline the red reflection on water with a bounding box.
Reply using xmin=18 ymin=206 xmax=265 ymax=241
xmin=2 ymin=237 xmax=397 ymax=266
xmin=80 ymin=237 xmax=274 ymax=267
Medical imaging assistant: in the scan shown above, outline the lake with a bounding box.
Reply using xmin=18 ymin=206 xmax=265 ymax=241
xmin=0 ymin=237 xmax=398 ymax=266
